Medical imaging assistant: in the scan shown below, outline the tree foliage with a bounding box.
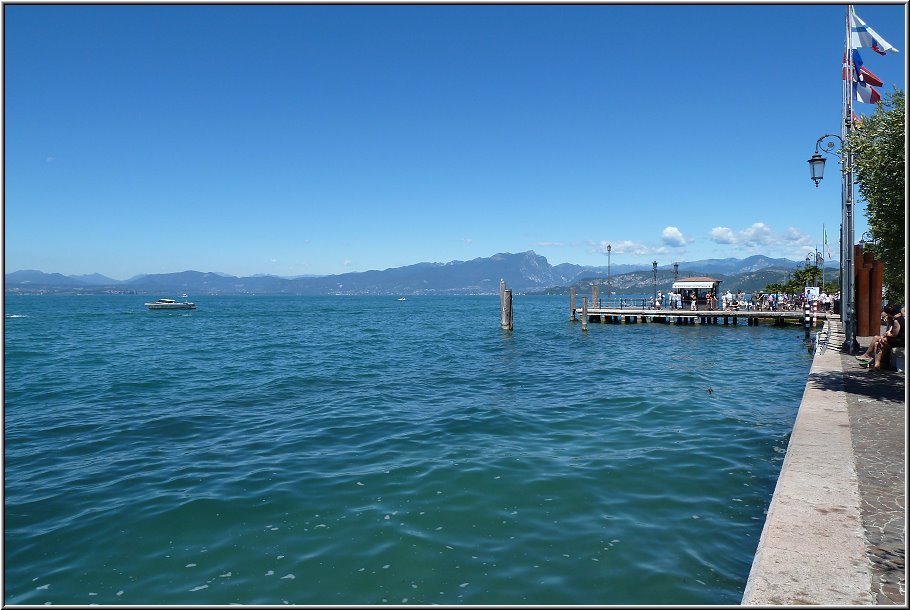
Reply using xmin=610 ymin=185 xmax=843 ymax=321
xmin=847 ymin=88 xmax=905 ymax=302
xmin=763 ymin=265 xmax=835 ymax=296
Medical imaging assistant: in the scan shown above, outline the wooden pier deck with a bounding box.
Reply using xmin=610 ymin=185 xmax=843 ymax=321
xmin=572 ymin=307 xmax=828 ymax=327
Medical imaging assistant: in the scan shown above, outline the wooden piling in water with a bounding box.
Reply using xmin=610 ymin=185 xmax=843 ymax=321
xmin=592 ymin=285 xmax=599 ymax=308
xmin=581 ymin=297 xmax=588 ymax=332
xmin=570 ymin=287 xmax=577 ymax=321
xmin=500 ymin=279 xmax=513 ymax=330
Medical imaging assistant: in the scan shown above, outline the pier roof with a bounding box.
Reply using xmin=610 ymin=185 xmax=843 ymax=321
xmin=673 ymin=277 xmax=721 ymax=289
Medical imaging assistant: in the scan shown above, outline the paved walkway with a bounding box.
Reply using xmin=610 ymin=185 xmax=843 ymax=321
xmin=742 ymin=317 xmax=905 ymax=605
xmin=842 ymin=330 xmax=905 ymax=604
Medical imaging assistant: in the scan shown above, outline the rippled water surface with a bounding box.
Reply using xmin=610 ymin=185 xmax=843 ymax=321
xmin=4 ymin=295 xmax=811 ymax=604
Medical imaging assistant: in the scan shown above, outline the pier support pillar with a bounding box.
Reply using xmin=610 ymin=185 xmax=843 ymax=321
xmin=581 ymin=297 xmax=588 ymax=332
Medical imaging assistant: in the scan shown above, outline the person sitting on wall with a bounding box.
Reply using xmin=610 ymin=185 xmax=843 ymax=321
xmin=856 ymin=309 xmax=891 ymax=363
xmin=858 ymin=304 xmax=904 ymax=370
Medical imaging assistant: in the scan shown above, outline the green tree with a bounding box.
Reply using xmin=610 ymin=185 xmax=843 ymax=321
xmin=847 ymin=88 xmax=905 ymax=302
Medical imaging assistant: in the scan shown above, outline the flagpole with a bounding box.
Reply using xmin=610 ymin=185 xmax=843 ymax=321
xmin=841 ymin=5 xmax=858 ymax=352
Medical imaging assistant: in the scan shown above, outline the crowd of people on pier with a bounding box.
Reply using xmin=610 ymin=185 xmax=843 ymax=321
xmin=650 ymin=289 xmax=835 ymax=312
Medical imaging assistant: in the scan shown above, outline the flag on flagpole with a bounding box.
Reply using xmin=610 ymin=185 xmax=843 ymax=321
xmin=850 ymin=6 xmax=899 ymax=55
xmin=854 ymin=80 xmax=882 ymax=104
xmin=858 ymin=65 xmax=884 ymax=87
xmin=824 ymin=227 xmax=832 ymax=259
xmin=842 ymin=50 xmax=885 ymax=86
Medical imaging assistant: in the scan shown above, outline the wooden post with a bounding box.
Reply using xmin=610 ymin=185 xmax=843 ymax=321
xmin=581 ymin=297 xmax=588 ymax=332
xmin=870 ymin=260 xmax=883 ymax=333
xmin=570 ymin=287 xmax=577 ymax=321
xmin=854 ymin=247 xmax=870 ymax=337
xmin=500 ymin=279 xmax=512 ymax=330
xmin=501 ymin=289 xmax=513 ymax=330
xmin=592 ymin=285 xmax=599 ymax=308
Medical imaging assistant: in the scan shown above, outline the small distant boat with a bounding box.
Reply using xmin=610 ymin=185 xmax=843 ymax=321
xmin=397 ymin=297 xmax=407 ymax=301
xmin=145 ymin=298 xmax=196 ymax=310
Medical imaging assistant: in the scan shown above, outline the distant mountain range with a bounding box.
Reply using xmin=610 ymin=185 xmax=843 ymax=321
xmin=5 ymin=252 xmax=830 ymax=296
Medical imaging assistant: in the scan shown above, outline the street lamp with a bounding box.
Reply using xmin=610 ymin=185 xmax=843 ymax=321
xmin=809 ymin=132 xmax=858 ymax=352
xmin=808 ymin=153 xmax=826 ymax=187
xmin=652 ymin=260 xmax=658 ymax=307
xmin=606 ymin=244 xmax=611 ymax=307
xmin=805 ymin=254 xmax=812 ymax=290
xmin=807 ymin=134 xmax=841 ymax=187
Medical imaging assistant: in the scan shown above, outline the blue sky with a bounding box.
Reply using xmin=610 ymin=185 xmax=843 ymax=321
xmin=4 ymin=3 xmax=906 ymax=279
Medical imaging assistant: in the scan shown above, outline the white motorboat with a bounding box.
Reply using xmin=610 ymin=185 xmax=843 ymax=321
xmin=145 ymin=298 xmax=196 ymax=310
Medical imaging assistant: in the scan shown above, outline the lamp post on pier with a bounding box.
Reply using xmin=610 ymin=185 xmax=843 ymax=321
xmin=652 ymin=260 xmax=658 ymax=308
xmin=808 ymin=132 xmax=858 ymax=352
xmin=606 ymin=244 xmax=611 ymax=307
xmin=805 ymin=254 xmax=812 ymax=290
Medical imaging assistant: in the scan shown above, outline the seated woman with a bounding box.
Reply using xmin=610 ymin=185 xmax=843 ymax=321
xmin=861 ymin=304 xmax=904 ymax=370
xmin=856 ymin=309 xmax=892 ymax=362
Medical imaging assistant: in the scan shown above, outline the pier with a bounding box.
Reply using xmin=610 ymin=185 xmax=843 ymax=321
xmin=571 ymin=306 xmax=813 ymax=327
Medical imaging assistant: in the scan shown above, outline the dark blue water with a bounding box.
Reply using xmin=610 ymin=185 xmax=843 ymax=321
xmin=4 ymin=295 xmax=810 ymax=604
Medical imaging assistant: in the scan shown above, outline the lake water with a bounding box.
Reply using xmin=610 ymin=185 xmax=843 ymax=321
xmin=3 ymin=294 xmax=811 ymax=604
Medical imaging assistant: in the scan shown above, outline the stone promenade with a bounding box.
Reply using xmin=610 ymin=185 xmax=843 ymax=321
xmin=742 ymin=317 xmax=905 ymax=605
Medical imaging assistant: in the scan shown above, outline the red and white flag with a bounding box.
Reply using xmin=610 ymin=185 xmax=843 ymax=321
xmin=842 ymin=50 xmax=884 ymax=87
xmin=854 ymin=81 xmax=881 ymax=104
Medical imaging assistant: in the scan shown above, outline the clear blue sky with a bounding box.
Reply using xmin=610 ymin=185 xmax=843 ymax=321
xmin=3 ymin=3 xmax=906 ymax=279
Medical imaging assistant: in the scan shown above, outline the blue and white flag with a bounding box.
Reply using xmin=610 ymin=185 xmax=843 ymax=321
xmin=850 ymin=6 xmax=898 ymax=55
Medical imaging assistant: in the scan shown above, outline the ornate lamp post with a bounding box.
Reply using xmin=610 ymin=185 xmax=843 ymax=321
xmin=805 ymin=253 xmax=812 ymax=290
xmin=809 ymin=132 xmax=858 ymax=352
xmin=673 ymin=262 xmax=679 ymax=310
xmin=652 ymin=260 xmax=658 ymax=308
xmin=606 ymin=244 xmax=611 ymax=307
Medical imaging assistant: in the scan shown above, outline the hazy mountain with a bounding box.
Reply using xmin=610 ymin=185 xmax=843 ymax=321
xmin=68 ymin=273 xmax=122 ymax=285
xmin=5 ymin=270 xmax=88 ymax=287
xmin=672 ymin=255 xmax=806 ymax=275
xmin=5 ymin=252 xmax=836 ymax=296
